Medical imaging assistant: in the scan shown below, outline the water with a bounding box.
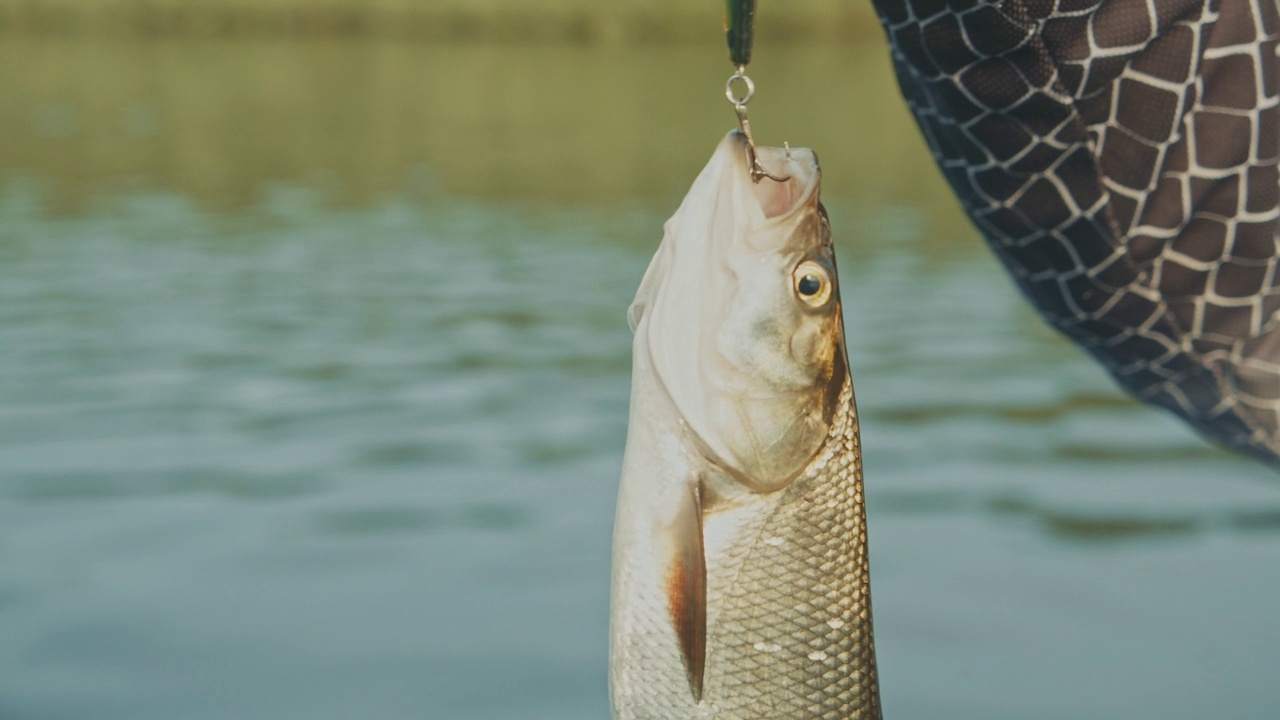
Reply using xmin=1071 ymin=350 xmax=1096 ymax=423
xmin=0 ymin=39 xmax=1278 ymax=720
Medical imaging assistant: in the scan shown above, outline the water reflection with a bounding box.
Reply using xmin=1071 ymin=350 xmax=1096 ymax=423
xmin=0 ymin=38 xmax=966 ymax=232
xmin=312 ymin=502 xmax=529 ymax=537
xmin=0 ymin=39 xmax=1278 ymax=720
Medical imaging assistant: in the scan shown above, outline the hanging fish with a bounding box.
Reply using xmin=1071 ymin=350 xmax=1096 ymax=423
xmin=609 ymin=131 xmax=883 ymax=719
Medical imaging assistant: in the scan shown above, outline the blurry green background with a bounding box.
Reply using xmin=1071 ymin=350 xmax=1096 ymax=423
xmin=1 ymin=3 xmax=1278 ymax=720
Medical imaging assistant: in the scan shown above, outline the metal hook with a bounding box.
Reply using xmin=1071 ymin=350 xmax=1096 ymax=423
xmin=725 ymin=66 xmax=790 ymax=184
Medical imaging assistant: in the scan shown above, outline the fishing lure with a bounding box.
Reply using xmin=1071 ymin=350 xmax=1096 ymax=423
xmin=722 ymin=0 xmax=788 ymax=183
xmin=725 ymin=0 xmax=756 ymax=66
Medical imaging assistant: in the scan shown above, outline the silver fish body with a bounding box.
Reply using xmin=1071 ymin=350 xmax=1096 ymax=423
xmin=610 ymin=132 xmax=882 ymax=719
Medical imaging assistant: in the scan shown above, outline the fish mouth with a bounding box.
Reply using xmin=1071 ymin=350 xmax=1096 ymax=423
xmin=629 ymin=130 xmax=837 ymax=493
xmin=725 ymin=130 xmax=821 ymax=223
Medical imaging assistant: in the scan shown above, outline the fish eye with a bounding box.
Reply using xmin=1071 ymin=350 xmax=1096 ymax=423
xmin=792 ymin=260 xmax=832 ymax=308
xmin=798 ymin=275 xmax=822 ymax=295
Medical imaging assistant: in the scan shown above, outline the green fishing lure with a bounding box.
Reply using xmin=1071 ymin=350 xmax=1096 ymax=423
xmin=725 ymin=0 xmax=756 ymax=66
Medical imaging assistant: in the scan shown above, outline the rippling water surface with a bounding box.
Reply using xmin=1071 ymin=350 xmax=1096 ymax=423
xmin=0 ymin=39 xmax=1278 ymax=720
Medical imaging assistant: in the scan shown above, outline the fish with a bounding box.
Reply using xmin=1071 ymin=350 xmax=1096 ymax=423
xmin=610 ymin=131 xmax=883 ymax=719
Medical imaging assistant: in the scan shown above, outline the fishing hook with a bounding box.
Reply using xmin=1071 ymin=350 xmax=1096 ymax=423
xmin=725 ymin=66 xmax=791 ymax=184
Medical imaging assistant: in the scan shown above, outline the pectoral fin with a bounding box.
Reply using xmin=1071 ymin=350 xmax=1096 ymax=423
xmin=665 ymin=482 xmax=706 ymax=702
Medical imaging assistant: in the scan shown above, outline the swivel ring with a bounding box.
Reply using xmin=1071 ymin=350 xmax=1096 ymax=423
xmin=725 ymin=68 xmax=755 ymax=107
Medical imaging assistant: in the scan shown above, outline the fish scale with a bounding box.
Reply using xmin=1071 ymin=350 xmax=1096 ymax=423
xmin=704 ymin=381 xmax=880 ymax=719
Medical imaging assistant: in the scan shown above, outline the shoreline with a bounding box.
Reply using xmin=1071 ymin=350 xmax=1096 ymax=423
xmin=0 ymin=2 xmax=881 ymax=43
